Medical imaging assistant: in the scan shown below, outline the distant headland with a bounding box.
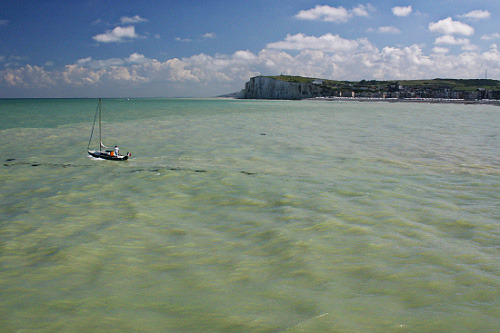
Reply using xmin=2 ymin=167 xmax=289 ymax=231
xmin=223 ymin=75 xmax=500 ymax=104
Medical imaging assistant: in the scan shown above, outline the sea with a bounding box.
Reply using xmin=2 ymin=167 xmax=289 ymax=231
xmin=0 ymin=98 xmax=498 ymax=331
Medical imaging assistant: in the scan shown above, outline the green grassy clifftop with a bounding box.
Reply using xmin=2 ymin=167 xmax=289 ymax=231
xmin=267 ymin=75 xmax=500 ymax=91
xmin=259 ymin=75 xmax=500 ymax=100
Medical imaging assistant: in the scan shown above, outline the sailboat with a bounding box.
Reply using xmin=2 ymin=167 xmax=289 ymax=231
xmin=87 ymin=98 xmax=131 ymax=161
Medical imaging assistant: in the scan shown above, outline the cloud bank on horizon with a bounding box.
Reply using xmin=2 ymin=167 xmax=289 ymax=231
xmin=0 ymin=1 xmax=499 ymax=97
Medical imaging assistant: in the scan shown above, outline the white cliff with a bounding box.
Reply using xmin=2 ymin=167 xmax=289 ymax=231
xmin=243 ymin=76 xmax=328 ymax=100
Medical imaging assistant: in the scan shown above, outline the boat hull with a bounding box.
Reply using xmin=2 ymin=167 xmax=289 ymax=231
xmin=87 ymin=150 xmax=128 ymax=161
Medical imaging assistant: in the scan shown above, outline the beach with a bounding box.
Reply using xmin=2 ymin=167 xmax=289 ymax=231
xmin=309 ymin=96 xmax=500 ymax=105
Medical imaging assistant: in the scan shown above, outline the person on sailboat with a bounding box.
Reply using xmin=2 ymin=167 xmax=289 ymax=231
xmin=114 ymin=146 xmax=120 ymax=156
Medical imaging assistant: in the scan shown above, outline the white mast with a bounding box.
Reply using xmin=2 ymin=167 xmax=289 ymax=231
xmin=99 ymin=98 xmax=102 ymax=152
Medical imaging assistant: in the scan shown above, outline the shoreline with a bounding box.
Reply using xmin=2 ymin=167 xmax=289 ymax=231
xmin=306 ymin=96 xmax=500 ymax=105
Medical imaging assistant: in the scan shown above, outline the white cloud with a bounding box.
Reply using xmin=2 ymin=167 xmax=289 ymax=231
xmin=1 ymin=65 xmax=55 ymax=87
xmin=351 ymin=4 xmax=373 ymax=17
xmin=295 ymin=5 xmax=348 ymax=22
xmin=175 ymin=37 xmax=192 ymax=42
xmin=202 ymin=32 xmax=216 ymax=39
xmin=0 ymin=55 xmax=26 ymax=68
xmin=233 ymin=50 xmax=257 ymax=60
xmin=377 ymin=26 xmax=401 ymax=34
xmin=434 ymin=35 xmax=479 ymax=51
xmin=266 ymin=33 xmax=370 ymax=53
xmin=392 ymin=6 xmax=412 ymax=17
xmin=432 ymin=47 xmax=449 ymax=54
xmin=462 ymin=44 xmax=480 ymax=52
xmin=175 ymin=34 xmax=215 ymax=42
xmin=459 ymin=10 xmax=490 ymax=21
xmin=0 ymin=19 xmax=8 ymax=26
xmin=76 ymin=57 xmax=92 ymax=66
xmin=77 ymin=56 xmax=125 ymax=69
xmin=126 ymin=53 xmax=151 ymax=64
xmin=295 ymin=4 xmax=372 ymax=23
xmin=93 ymin=26 xmax=139 ymax=43
xmin=61 ymin=64 xmax=102 ymax=86
xmin=429 ymin=17 xmax=474 ymax=36
xmin=435 ymin=35 xmax=470 ymax=45
xmin=2 ymin=35 xmax=500 ymax=97
xmin=76 ymin=53 xmax=152 ymax=69
xmin=481 ymin=33 xmax=500 ymax=40
xmin=120 ymin=15 xmax=148 ymax=24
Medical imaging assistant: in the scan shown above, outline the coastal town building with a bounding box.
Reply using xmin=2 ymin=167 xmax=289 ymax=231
xmin=240 ymin=76 xmax=500 ymax=102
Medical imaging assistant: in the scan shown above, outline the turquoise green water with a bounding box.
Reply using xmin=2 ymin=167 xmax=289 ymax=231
xmin=0 ymin=98 xmax=499 ymax=331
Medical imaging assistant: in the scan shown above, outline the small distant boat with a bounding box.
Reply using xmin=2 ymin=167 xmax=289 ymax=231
xmin=87 ymin=98 xmax=131 ymax=161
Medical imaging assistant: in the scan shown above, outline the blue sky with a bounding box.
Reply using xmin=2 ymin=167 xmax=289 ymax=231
xmin=1 ymin=0 xmax=499 ymax=97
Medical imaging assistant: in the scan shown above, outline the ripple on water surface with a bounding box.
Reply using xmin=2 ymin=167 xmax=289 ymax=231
xmin=0 ymin=99 xmax=499 ymax=331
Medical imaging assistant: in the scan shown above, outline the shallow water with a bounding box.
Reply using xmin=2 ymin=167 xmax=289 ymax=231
xmin=0 ymin=98 xmax=499 ymax=331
